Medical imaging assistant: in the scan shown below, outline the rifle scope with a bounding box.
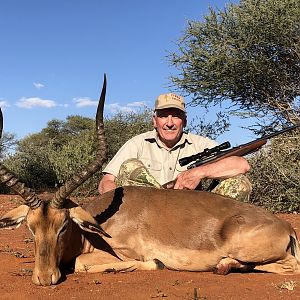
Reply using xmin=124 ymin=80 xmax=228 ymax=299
xmin=179 ymin=141 xmax=231 ymax=167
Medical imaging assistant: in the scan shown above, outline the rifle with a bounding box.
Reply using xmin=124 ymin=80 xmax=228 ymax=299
xmin=162 ymin=123 xmax=300 ymax=189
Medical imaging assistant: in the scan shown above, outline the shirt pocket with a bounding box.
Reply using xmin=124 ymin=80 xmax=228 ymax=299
xmin=140 ymin=157 xmax=162 ymax=181
xmin=141 ymin=158 xmax=162 ymax=171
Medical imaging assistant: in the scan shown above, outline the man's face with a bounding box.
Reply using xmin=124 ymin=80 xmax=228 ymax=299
xmin=153 ymin=108 xmax=186 ymax=148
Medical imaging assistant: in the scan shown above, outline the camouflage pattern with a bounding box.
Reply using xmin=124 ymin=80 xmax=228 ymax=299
xmin=116 ymin=159 xmax=162 ymax=189
xmin=116 ymin=159 xmax=251 ymax=201
xmin=211 ymin=175 xmax=252 ymax=202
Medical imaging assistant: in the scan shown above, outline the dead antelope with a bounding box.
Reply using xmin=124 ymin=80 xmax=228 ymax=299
xmin=0 ymin=76 xmax=300 ymax=286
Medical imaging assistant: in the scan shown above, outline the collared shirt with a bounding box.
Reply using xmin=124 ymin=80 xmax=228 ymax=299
xmin=103 ymin=130 xmax=217 ymax=185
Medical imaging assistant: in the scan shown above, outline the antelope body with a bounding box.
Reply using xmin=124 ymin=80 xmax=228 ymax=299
xmin=81 ymin=186 xmax=300 ymax=275
xmin=0 ymin=76 xmax=299 ymax=286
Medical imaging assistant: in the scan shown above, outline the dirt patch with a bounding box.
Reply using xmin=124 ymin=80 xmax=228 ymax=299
xmin=0 ymin=194 xmax=299 ymax=300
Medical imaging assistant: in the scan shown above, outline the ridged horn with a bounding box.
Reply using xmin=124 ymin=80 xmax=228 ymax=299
xmin=0 ymin=108 xmax=42 ymax=209
xmin=51 ymin=74 xmax=108 ymax=208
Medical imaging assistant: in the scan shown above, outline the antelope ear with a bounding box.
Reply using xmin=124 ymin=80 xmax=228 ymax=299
xmin=69 ymin=206 xmax=111 ymax=238
xmin=0 ymin=205 xmax=30 ymax=229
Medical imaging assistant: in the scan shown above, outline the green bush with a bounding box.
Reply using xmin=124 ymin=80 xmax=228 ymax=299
xmin=47 ymin=130 xmax=100 ymax=196
xmin=248 ymin=131 xmax=300 ymax=212
xmin=1 ymin=109 xmax=153 ymax=196
xmin=3 ymin=146 xmax=57 ymax=191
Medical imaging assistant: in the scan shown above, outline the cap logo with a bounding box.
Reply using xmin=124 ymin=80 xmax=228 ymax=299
xmin=155 ymin=93 xmax=186 ymax=112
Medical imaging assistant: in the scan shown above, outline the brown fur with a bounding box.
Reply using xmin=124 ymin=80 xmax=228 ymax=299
xmin=76 ymin=186 xmax=300 ymax=274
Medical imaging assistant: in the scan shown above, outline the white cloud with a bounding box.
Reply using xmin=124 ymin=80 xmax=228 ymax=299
xmin=106 ymin=103 xmax=136 ymax=114
xmin=16 ymin=97 xmax=56 ymax=109
xmin=33 ymin=82 xmax=45 ymax=89
xmin=73 ymin=98 xmax=149 ymax=113
xmin=127 ymin=101 xmax=147 ymax=108
xmin=73 ymin=97 xmax=97 ymax=108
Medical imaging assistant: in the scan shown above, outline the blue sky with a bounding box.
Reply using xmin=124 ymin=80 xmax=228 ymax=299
xmin=1 ymin=0 xmax=253 ymax=145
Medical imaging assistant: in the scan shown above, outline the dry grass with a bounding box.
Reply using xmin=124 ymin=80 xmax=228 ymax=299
xmin=276 ymin=280 xmax=297 ymax=291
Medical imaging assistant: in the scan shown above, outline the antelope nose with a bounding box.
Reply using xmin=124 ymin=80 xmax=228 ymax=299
xmin=32 ymin=269 xmax=61 ymax=286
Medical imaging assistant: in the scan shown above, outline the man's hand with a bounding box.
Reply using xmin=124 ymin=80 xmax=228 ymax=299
xmin=98 ymin=173 xmax=117 ymax=195
xmin=172 ymin=156 xmax=250 ymax=190
xmin=173 ymin=168 xmax=202 ymax=190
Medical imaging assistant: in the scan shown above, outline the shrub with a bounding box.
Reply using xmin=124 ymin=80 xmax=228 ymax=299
xmin=248 ymin=131 xmax=300 ymax=212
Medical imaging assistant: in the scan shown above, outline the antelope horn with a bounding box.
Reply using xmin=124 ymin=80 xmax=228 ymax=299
xmin=51 ymin=74 xmax=108 ymax=208
xmin=0 ymin=108 xmax=42 ymax=209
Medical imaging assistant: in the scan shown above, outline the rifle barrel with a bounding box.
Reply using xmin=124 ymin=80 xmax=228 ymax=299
xmin=162 ymin=123 xmax=300 ymax=188
xmin=246 ymin=124 xmax=300 ymax=146
xmin=186 ymin=124 xmax=300 ymax=169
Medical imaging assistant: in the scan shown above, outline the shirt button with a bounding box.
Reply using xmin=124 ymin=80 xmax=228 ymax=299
xmin=169 ymin=167 xmax=172 ymax=170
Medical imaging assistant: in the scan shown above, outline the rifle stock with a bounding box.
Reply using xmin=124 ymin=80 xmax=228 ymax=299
xmin=162 ymin=124 xmax=300 ymax=189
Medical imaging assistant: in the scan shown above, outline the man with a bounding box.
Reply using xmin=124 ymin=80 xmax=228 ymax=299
xmin=99 ymin=93 xmax=251 ymax=200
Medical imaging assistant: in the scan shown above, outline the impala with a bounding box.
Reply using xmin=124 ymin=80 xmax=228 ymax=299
xmin=0 ymin=75 xmax=299 ymax=286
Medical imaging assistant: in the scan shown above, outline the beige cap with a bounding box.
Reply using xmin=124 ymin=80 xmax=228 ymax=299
xmin=155 ymin=93 xmax=186 ymax=112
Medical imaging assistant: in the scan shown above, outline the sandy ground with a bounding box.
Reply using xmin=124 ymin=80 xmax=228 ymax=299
xmin=0 ymin=194 xmax=300 ymax=300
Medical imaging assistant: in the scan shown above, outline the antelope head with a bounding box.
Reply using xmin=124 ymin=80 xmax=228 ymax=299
xmin=0 ymin=75 xmax=109 ymax=286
